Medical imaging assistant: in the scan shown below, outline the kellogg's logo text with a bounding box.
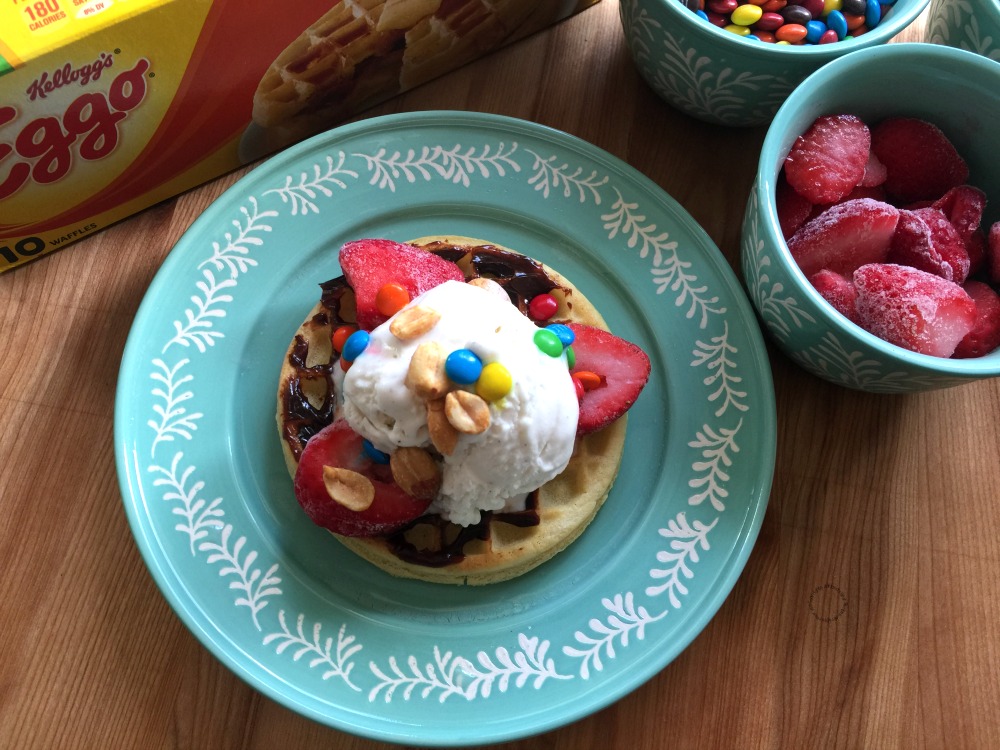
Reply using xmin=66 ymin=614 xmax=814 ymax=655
xmin=0 ymin=57 xmax=151 ymax=202
xmin=25 ymin=52 xmax=115 ymax=101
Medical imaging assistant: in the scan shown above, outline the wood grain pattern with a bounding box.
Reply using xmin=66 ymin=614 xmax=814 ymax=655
xmin=4 ymin=3 xmax=999 ymax=749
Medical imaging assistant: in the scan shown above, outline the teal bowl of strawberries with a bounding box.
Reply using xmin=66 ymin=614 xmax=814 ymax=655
xmin=741 ymin=43 xmax=1000 ymax=392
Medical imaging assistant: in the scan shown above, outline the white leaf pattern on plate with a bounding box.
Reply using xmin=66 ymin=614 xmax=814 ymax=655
xmin=148 ymin=139 xmax=740 ymax=695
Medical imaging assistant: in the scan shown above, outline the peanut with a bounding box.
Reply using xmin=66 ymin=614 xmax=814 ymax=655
xmin=389 ymin=304 xmax=440 ymax=340
xmin=405 ymin=341 xmax=448 ymax=399
xmin=445 ymin=390 xmax=491 ymax=434
xmin=427 ymin=398 xmax=459 ymax=455
xmin=390 ymin=447 xmax=442 ymax=500
xmin=322 ymin=466 xmax=374 ymax=512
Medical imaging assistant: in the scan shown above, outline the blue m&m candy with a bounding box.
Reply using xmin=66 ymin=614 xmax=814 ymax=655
xmin=362 ymin=439 xmax=389 ymax=464
xmin=341 ymin=330 xmax=370 ymax=362
xmin=545 ymin=323 xmax=575 ymax=347
xmin=445 ymin=348 xmax=483 ymax=384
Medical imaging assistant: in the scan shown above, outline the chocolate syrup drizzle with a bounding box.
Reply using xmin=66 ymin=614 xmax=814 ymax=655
xmin=280 ymin=242 xmax=570 ymax=567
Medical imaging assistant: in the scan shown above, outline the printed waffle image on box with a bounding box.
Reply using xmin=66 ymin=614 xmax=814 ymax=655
xmin=276 ymin=236 xmax=651 ymax=585
xmin=244 ymin=0 xmax=580 ymax=156
xmin=0 ymin=0 xmax=599 ymax=272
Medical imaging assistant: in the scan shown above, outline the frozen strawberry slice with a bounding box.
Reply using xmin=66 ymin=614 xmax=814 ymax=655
xmin=776 ymin=173 xmax=813 ymax=240
xmin=808 ymin=185 xmax=888 ymax=225
xmin=810 ymin=270 xmax=859 ymax=323
xmin=953 ymin=281 xmax=1000 ymax=358
xmin=887 ymin=208 xmax=970 ymax=283
xmin=858 ymin=150 xmax=887 ymax=187
xmin=933 ymin=185 xmax=986 ymax=240
xmin=913 ymin=208 xmax=970 ymax=283
xmin=293 ymin=419 xmax=432 ymax=537
xmin=933 ymin=185 xmax=987 ymax=271
xmin=853 ymin=263 xmax=977 ymax=357
xmin=340 ymin=239 xmax=464 ymax=330
xmin=784 ymin=114 xmax=871 ymax=205
xmin=787 ymin=198 xmax=899 ymax=278
xmin=870 ymin=117 xmax=969 ymax=202
xmin=567 ymin=323 xmax=650 ymax=435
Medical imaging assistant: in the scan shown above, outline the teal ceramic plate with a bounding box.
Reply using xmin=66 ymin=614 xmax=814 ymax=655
xmin=115 ymin=112 xmax=775 ymax=745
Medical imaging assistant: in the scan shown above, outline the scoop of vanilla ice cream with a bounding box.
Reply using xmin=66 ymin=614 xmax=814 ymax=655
xmin=341 ymin=280 xmax=579 ymax=526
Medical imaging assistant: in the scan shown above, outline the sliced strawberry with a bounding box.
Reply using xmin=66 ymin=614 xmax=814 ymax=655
xmin=339 ymin=239 xmax=464 ymax=330
xmin=853 ymin=263 xmax=977 ymax=357
xmin=912 ymin=208 xmax=970 ymax=283
xmin=933 ymin=185 xmax=987 ymax=273
xmin=567 ymin=323 xmax=650 ymax=435
xmin=293 ymin=419 xmax=432 ymax=537
xmin=858 ymin=149 xmax=887 ymax=188
xmin=776 ymin=172 xmax=813 ymax=240
xmin=787 ymin=198 xmax=899 ymax=278
xmin=809 ymin=269 xmax=859 ymax=323
xmin=783 ymin=114 xmax=871 ymax=205
xmin=933 ymin=185 xmax=986 ymax=239
xmin=808 ymin=184 xmax=888 ymax=223
xmin=953 ymin=281 xmax=1000 ymax=358
xmin=888 ymin=208 xmax=970 ymax=283
xmin=989 ymin=222 xmax=1000 ymax=284
xmin=870 ymin=118 xmax=969 ymax=202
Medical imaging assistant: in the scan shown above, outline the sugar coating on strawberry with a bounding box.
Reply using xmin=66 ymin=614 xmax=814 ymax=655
xmin=783 ymin=114 xmax=871 ymax=205
xmin=340 ymin=239 xmax=465 ymax=330
xmin=294 ymin=419 xmax=431 ymax=537
xmin=853 ymin=263 xmax=977 ymax=357
xmin=776 ymin=173 xmax=814 ymax=240
xmin=870 ymin=118 xmax=969 ymax=203
xmin=953 ymin=281 xmax=1000 ymax=359
xmin=933 ymin=185 xmax=986 ymax=241
xmin=912 ymin=208 xmax=970 ymax=283
xmin=887 ymin=208 xmax=970 ymax=283
xmin=809 ymin=270 xmax=859 ymax=323
xmin=787 ymin=198 xmax=899 ymax=278
xmin=567 ymin=323 xmax=651 ymax=435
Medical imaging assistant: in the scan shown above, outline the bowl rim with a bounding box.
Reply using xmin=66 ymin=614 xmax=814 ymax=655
xmin=755 ymin=42 xmax=1000 ymax=376
xmin=635 ymin=0 xmax=932 ymax=60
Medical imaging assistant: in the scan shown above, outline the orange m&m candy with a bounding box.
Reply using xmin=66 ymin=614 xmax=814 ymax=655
xmin=775 ymin=23 xmax=808 ymax=43
xmin=375 ymin=282 xmax=410 ymax=317
xmin=332 ymin=325 xmax=357 ymax=353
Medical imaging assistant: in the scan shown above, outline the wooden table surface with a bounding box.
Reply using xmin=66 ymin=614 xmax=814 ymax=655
xmin=4 ymin=3 xmax=999 ymax=748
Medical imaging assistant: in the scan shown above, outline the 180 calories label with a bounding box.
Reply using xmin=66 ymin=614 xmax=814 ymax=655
xmin=17 ymin=0 xmax=68 ymax=32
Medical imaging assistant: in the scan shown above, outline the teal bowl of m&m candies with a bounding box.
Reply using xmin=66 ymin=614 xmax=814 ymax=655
xmin=928 ymin=0 xmax=1000 ymax=61
xmin=740 ymin=43 xmax=1000 ymax=392
xmin=619 ymin=0 xmax=930 ymax=126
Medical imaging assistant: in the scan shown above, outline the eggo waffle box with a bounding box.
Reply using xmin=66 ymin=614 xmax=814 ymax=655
xmin=0 ymin=0 xmax=600 ymax=272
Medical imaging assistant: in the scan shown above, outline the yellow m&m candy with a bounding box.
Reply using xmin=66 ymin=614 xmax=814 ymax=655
xmin=476 ymin=362 xmax=512 ymax=401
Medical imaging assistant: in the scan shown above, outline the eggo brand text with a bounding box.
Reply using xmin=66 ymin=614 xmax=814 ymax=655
xmin=0 ymin=57 xmax=151 ymax=202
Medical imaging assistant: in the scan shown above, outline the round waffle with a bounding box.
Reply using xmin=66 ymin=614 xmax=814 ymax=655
xmin=276 ymin=236 xmax=627 ymax=584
